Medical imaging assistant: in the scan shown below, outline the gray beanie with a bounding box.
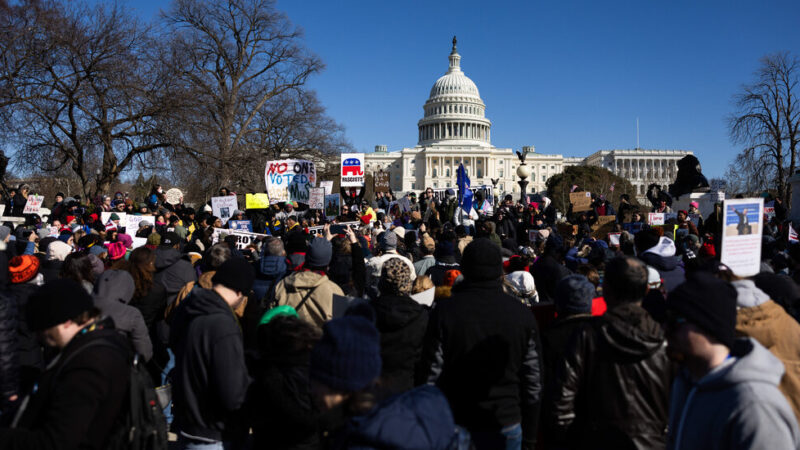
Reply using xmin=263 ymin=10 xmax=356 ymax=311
xmin=555 ymin=275 xmax=595 ymax=316
xmin=0 ymin=226 xmax=10 ymax=241
xmin=306 ymin=237 xmax=333 ymax=268
xmin=378 ymin=231 xmax=397 ymax=251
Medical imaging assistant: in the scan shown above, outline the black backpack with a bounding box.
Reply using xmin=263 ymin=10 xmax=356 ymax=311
xmin=56 ymin=341 xmax=168 ymax=450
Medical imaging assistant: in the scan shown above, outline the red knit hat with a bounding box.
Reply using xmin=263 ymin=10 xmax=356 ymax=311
xmin=360 ymin=215 xmax=371 ymax=225
xmin=9 ymin=255 xmax=40 ymax=284
xmin=700 ymin=242 xmax=717 ymax=258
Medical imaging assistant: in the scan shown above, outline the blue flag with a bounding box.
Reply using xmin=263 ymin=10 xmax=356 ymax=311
xmin=456 ymin=163 xmax=473 ymax=212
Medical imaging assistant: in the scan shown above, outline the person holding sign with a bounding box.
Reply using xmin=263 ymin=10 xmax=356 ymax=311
xmin=11 ymin=184 xmax=29 ymax=217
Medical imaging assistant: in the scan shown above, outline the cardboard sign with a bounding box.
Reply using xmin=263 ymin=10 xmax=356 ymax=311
xmin=557 ymin=222 xmax=578 ymax=237
xmin=324 ymin=194 xmax=340 ymax=219
xmin=570 ymin=191 xmax=592 ymax=212
xmin=165 ymin=188 xmax=183 ymax=205
xmin=245 ymin=193 xmax=270 ymax=209
xmin=374 ymin=171 xmax=390 ymax=193
xmin=265 ymin=159 xmax=317 ymax=204
xmin=211 ymin=196 xmax=239 ymax=225
xmin=309 ymin=188 xmax=325 ymax=210
xmin=340 ymin=153 xmax=365 ymax=187
xmin=721 ymin=198 xmax=764 ymax=277
xmin=320 ymin=181 xmax=334 ymax=196
xmin=591 ymin=215 xmax=617 ymax=239
xmin=228 ymin=220 xmax=253 ymax=232
xmin=23 ymin=195 xmax=44 ymax=215
xmin=211 ymin=228 xmax=269 ymax=250
xmin=648 ymin=213 xmax=665 ymax=225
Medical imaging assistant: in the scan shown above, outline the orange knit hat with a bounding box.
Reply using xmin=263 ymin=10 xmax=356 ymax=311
xmin=9 ymin=255 xmax=40 ymax=284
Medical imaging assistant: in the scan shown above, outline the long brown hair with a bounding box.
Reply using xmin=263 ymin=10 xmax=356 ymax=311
xmin=127 ymin=246 xmax=156 ymax=298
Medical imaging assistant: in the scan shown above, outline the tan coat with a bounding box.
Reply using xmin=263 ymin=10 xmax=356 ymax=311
xmin=273 ymin=270 xmax=344 ymax=330
xmin=736 ymin=300 xmax=800 ymax=425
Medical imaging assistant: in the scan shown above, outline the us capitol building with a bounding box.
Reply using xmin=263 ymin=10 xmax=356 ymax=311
xmin=364 ymin=38 xmax=692 ymax=201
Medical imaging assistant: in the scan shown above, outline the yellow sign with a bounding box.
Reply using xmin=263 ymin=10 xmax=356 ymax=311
xmin=245 ymin=193 xmax=270 ymax=209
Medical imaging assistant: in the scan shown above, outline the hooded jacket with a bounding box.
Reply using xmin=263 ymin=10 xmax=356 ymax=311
xmin=371 ymin=294 xmax=429 ymax=394
xmin=734 ymin=279 xmax=800 ymax=425
xmin=253 ymin=254 xmax=288 ymax=302
xmin=154 ymin=246 xmax=197 ymax=306
xmin=169 ymin=287 xmax=251 ymax=442
xmin=667 ymin=338 xmax=800 ymax=450
xmin=93 ymin=270 xmax=152 ymax=361
xmin=273 ymin=271 xmax=344 ymax=330
xmin=549 ymin=303 xmax=673 ymax=450
xmin=640 ymin=238 xmax=685 ymax=293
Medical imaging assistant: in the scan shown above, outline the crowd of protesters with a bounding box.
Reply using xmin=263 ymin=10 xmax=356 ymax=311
xmin=0 ymin=180 xmax=799 ymax=450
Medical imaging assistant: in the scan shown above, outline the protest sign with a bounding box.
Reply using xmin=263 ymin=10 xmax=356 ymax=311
xmin=664 ymin=212 xmax=678 ymax=223
xmin=608 ymin=232 xmax=622 ymax=246
xmin=688 ymin=213 xmax=701 ymax=227
xmin=165 ymin=188 xmax=183 ymax=205
xmin=591 ymin=215 xmax=617 ymax=239
xmin=398 ymin=196 xmax=411 ymax=213
xmin=101 ymin=212 xmax=127 ymax=227
xmin=131 ymin=237 xmax=148 ymax=249
xmin=0 ymin=205 xmax=5 ymax=217
xmin=309 ymin=188 xmax=325 ymax=210
xmin=340 ymin=153 xmax=365 ymax=187
xmin=721 ymin=198 xmax=763 ymax=277
xmin=324 ymin=194 xmax=340 ymax=219
xmin=211 ymin=196 xmax=239 ymax=225
xmin=557 ymin=222 xmax=578 ymax=237
xmin=648 ymin=213 xmax=665 ymax=225
xmin=374 ymin=171 xmax=390 ymax=193
xmin=48 ymin=226 xmax=59 ymax=237
xmin=570 ymin=191 xmax=592 ymax=212
xmin=320 ymin=181 xmax=334 ymax=196
xmin=307 ymin=221 xmax=360 ymax=238
xmin=228 ymin=220 xmax=253 ymax=232
xmin=23 ymin=195 xmax=44 ymax=215
xmin=764 ymin=201 xmax=775 ymax=220
xmin=125 ymin=215 xmax=146 ymax=232
xmin=265 ymin=159 xmax=317 ymax=204
xmin=211 ymin=228 xmax=269 ymax=250
xmin=245 ymin=193 xmax=270 ymax=209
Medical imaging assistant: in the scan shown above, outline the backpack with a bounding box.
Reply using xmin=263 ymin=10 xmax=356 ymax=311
xmin=56 ymin=341 xmax=168 ymax=450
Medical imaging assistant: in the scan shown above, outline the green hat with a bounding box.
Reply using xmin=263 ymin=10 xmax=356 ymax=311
xmin=258 ymin=305 xmax=298 ymax=327
xmin=109 ymin=213 xmax=120 ymax=221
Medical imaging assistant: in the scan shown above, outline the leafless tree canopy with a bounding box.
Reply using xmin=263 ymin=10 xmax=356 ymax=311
xmin=0 ymin=0 xmax=351 ymax=202
xmin=728 ymin=52 xmax=800 ymax=203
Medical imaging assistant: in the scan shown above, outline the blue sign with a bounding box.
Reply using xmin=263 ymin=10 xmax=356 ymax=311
xmin=228 ymin=220 xmax=253 ymax=232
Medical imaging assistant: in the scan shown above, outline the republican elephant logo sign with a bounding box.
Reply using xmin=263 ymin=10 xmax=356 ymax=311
xmin=340 ymin=153 xmax=365 ymax=187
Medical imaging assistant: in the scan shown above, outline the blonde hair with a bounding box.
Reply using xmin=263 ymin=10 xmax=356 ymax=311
xmin=412 ymin=275 xmax=434 ymax=294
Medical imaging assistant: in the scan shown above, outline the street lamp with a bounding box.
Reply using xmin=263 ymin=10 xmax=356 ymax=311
xmin=516 ymin=162 xmax=531 ymax=203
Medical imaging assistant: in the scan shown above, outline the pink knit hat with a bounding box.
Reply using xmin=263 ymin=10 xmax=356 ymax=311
xmin=106 ymin=241 xmax=127 ymax=261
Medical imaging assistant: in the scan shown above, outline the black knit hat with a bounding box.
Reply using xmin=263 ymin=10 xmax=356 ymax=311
xmin=461 ymin=238 xmax=503 ymax=281
xmin=667 ymin=271 xmax=738 ymax=348
xmin=211 ymin=257 xmax=255 ymax=294
xmin=310 ymin=315 xmax=381 ymax=392
xmin=161 ymin=232 xmax=180 ymax=247
xmin=26 ymin=279 xmax=94 ymax=331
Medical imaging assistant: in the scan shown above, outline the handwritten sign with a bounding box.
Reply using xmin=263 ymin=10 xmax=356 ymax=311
xmin=265 ymin=159 xmax=317 ymax=204
xmin=165 ymin=188 xmax=183 ymax=205
xmin=648 ymin=213 xmax=665 ymax=225
xmin=211 ymin=196 xmax=238 ymax=225
xmin=570 ymin=191 xmax=592 ymax=212
xmin=309 ymin=188 xmax=325 ymax=210
xmin=23 ymin=195 xmax=44 ymax=215
xmin=320 ymin=181 xmax=334 ymax=196
xmin=374 ymin=171 xmax=390 ymax=193
xmin=245 ymin=193 xmax=270 ymax=209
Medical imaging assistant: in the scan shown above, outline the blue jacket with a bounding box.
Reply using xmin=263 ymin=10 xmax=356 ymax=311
xmin=253 ymin=254 xmax=288 ymax=303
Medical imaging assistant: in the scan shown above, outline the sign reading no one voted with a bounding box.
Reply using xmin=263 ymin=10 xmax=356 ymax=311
xmin=265 ymin=159 xmax=317 ymax=204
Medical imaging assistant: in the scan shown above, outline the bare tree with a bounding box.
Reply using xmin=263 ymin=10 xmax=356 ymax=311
xmin=163 ymin=0 xmax=328 ymax=198
xmin=0 ymin=0 xmax=177 ymax=199
xmin=728 ymin=52 xmax=800 ymax=204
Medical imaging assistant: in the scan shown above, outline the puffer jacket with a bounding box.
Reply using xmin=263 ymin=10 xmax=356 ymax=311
xmin=639 ymin=247 xmax=685 ymax=294
xmin=734 ymin=279 xmax=800 ymax=425
xmin=273 ymin=271 xmax=344 ymax=330
xmin=371 ymin=294 xmax=429 ymax=395
xmin=92 ymin=270 xmax=152 ymax=361
xmin=549 ymin=302 xmax=673 ymax=450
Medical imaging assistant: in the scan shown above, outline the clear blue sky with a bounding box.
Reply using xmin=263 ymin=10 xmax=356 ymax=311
xmin=127 ymin=0 xmax=800 ymax=178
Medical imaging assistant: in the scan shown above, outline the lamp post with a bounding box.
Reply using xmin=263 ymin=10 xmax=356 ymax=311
xmin=517 ymin=163 xmax=531 ymax=204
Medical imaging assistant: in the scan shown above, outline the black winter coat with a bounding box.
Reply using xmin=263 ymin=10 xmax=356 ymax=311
xmin=7 ymin=283 xmax=43 ymax=392
xmin=0 ymin=290 xmax=19 ymax=413
xmin=153 ymin=247 xmax=197 ymax=307
xmin=530 ymin=254 xmax=571 ymax=304
xmin=548 ymin=303 xmax=673 ymax=450
xmin=372 ymin=294 xmax=428 ymax=395
xmin=0 ymin=322 xmax=131 ymax=450
xmin=169 ymin=287 xmax=251 ymax=441
xmin=417 ymin=279 xmax=542 ymax=446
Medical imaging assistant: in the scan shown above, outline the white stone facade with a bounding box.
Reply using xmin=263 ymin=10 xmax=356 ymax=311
xmin=364 ymin=38 xmax=692 ymax=201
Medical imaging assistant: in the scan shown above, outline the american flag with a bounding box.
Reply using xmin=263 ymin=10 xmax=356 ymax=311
xmin=790 ymin=224 xmax=799 ymax=243
xmin=609 ymin=182 xmax=615 ymax=192
xmin=570 ymin=185 xmax=578 ymax=193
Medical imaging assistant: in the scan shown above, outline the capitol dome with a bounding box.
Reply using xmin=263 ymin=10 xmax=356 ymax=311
xmin=418 ymin=37 xmax=492 ymax=147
